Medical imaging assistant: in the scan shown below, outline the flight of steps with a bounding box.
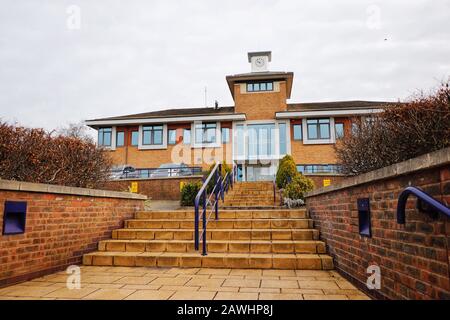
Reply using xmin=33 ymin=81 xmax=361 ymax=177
xmin=223 ymin=181 xmax=281 ymax=208
xmin=83 ymin=206 xmax=334 ymax=270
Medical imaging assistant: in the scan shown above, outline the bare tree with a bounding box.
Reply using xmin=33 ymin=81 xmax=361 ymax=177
xmin=336 ymin=81 xmax=450 ymax=175
xmin=0 ymin=122 xmax=112 ymax=188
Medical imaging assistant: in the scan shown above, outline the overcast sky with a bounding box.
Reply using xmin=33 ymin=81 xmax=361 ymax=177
xmin=0 ymin=0 xmax=449 ymax=132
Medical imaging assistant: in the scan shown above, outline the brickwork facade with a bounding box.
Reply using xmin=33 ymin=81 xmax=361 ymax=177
xmin=234 ymin=81 xmax=287 ymax=120
xmin=0 ymin=183 xmax=145 ymax=287
xmin=305 ymin=150 xmax=450 ymax=299
xmin=102 ymin=176 xmax=203 ymax=200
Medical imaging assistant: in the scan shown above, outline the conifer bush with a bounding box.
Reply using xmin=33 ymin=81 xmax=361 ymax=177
xmin=180 ymin=181 xmax=202 ymax=206
xmin=275 ymin=155 xmax=298 ymax=188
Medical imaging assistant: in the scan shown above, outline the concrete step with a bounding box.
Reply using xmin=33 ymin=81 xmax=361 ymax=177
xmin=223 ymin=199 xmax=279 ymax=207
xmin=83 ymin=251 xmax=334 ymax=270
xmin=221 ymin=206 xmax=284 ymax=210
xmin=135 ymin=209 xmax=308 ymax=220
xmin=98 ymin=239 xmax=326 ymax=254
xmin=125 ymin=218 xmax=313 ymax=229
xmin=112 ymin=228 xmax=319 ymax=241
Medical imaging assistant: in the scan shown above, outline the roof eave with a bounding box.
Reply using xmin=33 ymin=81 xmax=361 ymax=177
xmin=276 ymin=108 xmax=385 ymax=118
xmin=85 ymin=113 xmax=247 ymax=129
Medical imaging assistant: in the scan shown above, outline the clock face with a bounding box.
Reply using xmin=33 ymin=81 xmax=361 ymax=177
xmin=255 ymin=57 xmax=265 ymax=67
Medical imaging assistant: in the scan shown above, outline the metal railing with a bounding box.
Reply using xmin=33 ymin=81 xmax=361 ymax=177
xmin=110 ymin=166 xmax=202 ymax=180
xmin=194 ymin=163 xmax=237 ymax=256
xmin=397 ymin=186 xmax=450 ymax=224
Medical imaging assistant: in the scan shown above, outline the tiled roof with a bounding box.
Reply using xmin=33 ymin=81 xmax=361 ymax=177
xmin=287 ymin=100 xmax=390 ymax=111
xmin=87 ymin=101 xmax=392 ymax=123
xmin=88 ymin=106 xmax=236 ymax=121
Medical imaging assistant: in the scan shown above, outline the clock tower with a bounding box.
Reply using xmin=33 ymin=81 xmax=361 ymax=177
xmin=248 ymin=51 xmax=271 ymax=72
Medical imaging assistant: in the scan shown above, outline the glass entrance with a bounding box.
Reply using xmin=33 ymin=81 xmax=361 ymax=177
xmin=237 ymin=164 xmax=243 ymax=181
xmin=245 ymin=164 xmax=276 ymax=181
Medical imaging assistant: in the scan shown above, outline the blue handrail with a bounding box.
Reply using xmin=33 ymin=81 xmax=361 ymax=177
xmin=194 ymin=163 xmax=236 ymax=255
xmin=397 ymin=186 xmax=450 ymax=224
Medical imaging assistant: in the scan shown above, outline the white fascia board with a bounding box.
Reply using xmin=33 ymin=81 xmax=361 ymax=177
xmin=85 ymin=114 xmax=246 ymax=127
xmin=275 ymin=108 xmax=384 ymax=118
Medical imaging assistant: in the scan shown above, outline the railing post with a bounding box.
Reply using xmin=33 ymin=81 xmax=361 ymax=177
xmin=194 ymin=193 xmax=200 ymax=251
xmin=202 ymin=190 xmax=207 ymax=255
xmin=215 ymin=164 xmax=220 ymax=220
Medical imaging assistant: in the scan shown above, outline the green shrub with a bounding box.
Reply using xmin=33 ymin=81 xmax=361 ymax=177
xmin=180 ymin=181 xmax=202 ymax=206
xmin=282 ymin=174 xmax=314 ymax=200
xmin=275 ymin=155 xmax=298 ymax=188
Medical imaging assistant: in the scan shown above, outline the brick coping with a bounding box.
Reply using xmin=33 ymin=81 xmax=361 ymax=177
xmin=0 ymin=179 xmax=147 ymax=200
xmin=305 ymin=147 xmax=450 ymax=197
xmin=107 ymin=175 xmax=203 ymax=182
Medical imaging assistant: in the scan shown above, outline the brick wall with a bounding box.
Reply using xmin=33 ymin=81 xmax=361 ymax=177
xmin=234 ymin=81 xmax=287 ymax=120
xmin=103 ymin=176 xmax=203 ymax=200
xmin=305 ymin=149 xmax=450 ymax=300
xmin=306 ymin=175 xmax=347 ymax=189
xmin=0 ymin=180 xmax=145 ymax=287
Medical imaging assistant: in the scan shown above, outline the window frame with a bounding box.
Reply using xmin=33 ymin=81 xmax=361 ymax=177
xmin=142 ymin=125 xmax=164 ymax=146
xmin=246 ymin=81 xmax=274 ymax=93
xmin=307 ymin=118 xmax=330 ymax=140
xmin=131 ymin=130 xmax=139 ymax=146
xmin=98 ymin=127 xmax=112 ymax=147
xmin=116 ymin=131 xmax=125 ymax=147
xmin=296 ymin=164 xmax=342 ymax=175
xmin=335 ymin=123 xmax=344 ymax=139
xmin=183 ymin=129 xmax=191 ymax=145
xmin=192 ymin=122 xmax=220 ymax=148
xmin=302 ymin=118 xmax=335 ymax=145
xmin=168 ymin=129 xmax=177 ymax=145
xmin=138 ymin=124 xmax=167 ymax=150
xmin=293 ymin=124 xmax=302 ymax=141
xmin=221 ymin=127 xmax=230 ymax=144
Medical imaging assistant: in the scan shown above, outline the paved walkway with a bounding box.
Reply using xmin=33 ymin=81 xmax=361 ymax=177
xmin=0 ymin=266 xmax=369 ymax=300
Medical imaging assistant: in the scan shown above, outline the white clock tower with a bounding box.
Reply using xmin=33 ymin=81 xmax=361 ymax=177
xmin=248 ymin=51 xmax=271 ymax=73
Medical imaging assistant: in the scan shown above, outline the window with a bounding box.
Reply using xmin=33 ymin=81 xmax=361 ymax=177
xmin=131 ymin=131 xmax=139 ymax=146
xmin=168 ymin=129 xmax=176 ymax=145
xmin=247 ymin=124 xmax=275 ymax=157
xmin=293 ymin=124 xmax=302 ymax=140
xmin=183 ymin=129 xmax=191 ymax=144
xmin=352 ymin=122 xmax=359 ymax=135
xmin=195 ymin=123 xmax=216 ymax=144
xmin=98 ymin=127 xmax=112 ymax=146
xmin=221 ymin=127 xmax=230 ymax=143
xmin=335 ymin=123 xmax=344 ymax=138
xmin=246 ymin=81 xmax=274 ymax=92
xmin=307 ymin=119 xmax=330 ymax=140
xmin=116 ymin=131 xmax=124 ymax=147
xmin=279 ymin=123 xmax=287 ymax=155
xmin=142 ymin=125 xmax=163 ymax=145
xmin=236 ymin=124 xmax=244 ymax=157
xmin=296 ymin=164 xmax=341 ymax=174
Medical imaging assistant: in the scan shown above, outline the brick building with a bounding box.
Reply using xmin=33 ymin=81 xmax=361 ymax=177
xmin=86 ymin=51 xmax=387 ymax=184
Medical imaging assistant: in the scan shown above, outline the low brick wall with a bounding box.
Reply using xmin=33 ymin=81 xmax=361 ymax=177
xmin=305 ymin=148 xmax=450 ymax=300
xmin=103 ymin=176 xmax=203 ymax=200
xmin=304 ymin=174 xmax=347 ymax=189
xmin=0 ymin=180 xmax=146 ymax=288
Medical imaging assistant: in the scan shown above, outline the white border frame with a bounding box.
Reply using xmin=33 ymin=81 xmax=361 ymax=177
xmin=302 ymin=117 xmax=336 ymax=145
xmin=191 ymin=121 xmax=221 ymax=148
xmin=98 ymin=126 xmax=116 ymax=150
xmin=138 ymin=124 xmax=168 ymax=150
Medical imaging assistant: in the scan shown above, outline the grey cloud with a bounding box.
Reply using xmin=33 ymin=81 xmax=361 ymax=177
xmin=0 ymin=0 xmax=449 ymax=131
